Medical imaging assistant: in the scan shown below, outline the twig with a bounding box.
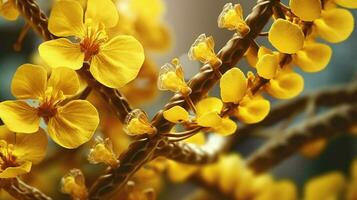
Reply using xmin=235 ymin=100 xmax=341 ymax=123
xmin=0 ymin=178 xmax=52 ymax=200
xmin=246 ymin=103 xmax=357 ymax=173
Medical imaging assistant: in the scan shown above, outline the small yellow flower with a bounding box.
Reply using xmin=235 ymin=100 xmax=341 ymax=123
xmin=61 ymin=169 xmax=88 ymax=200
xmin=235 ymin=95 xmax=270 ymax=124
xmin=220 ymin=68 xmax=248 ymax=104
xmin=125 ymin=109 xmax=156 ymax=136
xmin=0 ymin=0 xmax=19 ymax=20
xmin=158 ymin=58 xmax=191 ymax=95
xmin=163 ymin=106 xmax=189 ymax=123
xmin=303 ymin=172 xmax=346 ymax=200
xmin=188 ymin=34 xmax=221 ymax=67
xmin=218 ymin=3 xmax=250 ymax=36
xmin=39 ymin=0 xmax=145 ymax=88
xmin=88 ymin=137 xmax=119 ymax=168
xmin=335 ymin=0 xmax=357 ymax=8
xmin=196 ymin=97 xmax=237 ymax=136
xmin=0 ymin=64 xmax=99 ymax=149
xmin=0 ymin=126 xmax=47 ymax=178
xmin=268 ymin=19 xmax=305 ymax=54
xmin=293 ymin=42 xmax=332 ymax=72
xmin=290 ymin=0 xmax=322 ymax=21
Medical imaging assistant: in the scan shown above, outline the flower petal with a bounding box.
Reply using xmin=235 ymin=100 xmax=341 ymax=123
xmin=48 ymin=100 xmax=99 ymax=149
xmin=197 ymin=112 xmax=222 ymax=128
xmin=163 ymin=106 xmax=189 ymax=123
xmin=0 ymin=1 xmax=19 ymax=21
xmin=290 ymin=0 xmax=321 ymax=21
xmin=13 ymin=128 xmax=48 ymax=164
xmin=215 ymin=118 xmax=237 ymax=136
xmin=220 ymin=68 xmax=247 ymax=104
xmin=314 ymin=8 xmax=354 ymax=43
xmin=39 ymin=38 xmax=84 ymax=70
xmin=90 ymin=35 xmax=145 ymax=88
xmin=335 ymin=0 xmax=357 ymax=8
xmin=48 ymin=67 xmax=80 ymax=96
xmin=266 ymin=70 xmax=304 ymax=99
xmin=0 ymin=161 xmax=32 ymax=178
xmin=11 ymin=64 xmax=47 ymax=99
xmin=196 ymin=97 xmax=223 ymax=117
xmin=256 ymin=53 xmax=279 ymax=79
xmin=0 ymin=101 xmax=40 ymax=133
xmin=48 ymin=0 xmax=85 ymax=37
xmin=85 ymin=0 xmax=119 ymax=28
xmin=268 ymin=19 xmax=304 ymax=54
xmin=235 ymin=96 xmax=270 ymax=124
xmin=294 ymin=42 xmax=332 ymax=72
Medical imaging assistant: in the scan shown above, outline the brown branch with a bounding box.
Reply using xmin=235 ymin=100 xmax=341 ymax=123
xmin=0 ymin=178 xmax=52 ymax=200
xmin=246 ymin=103 xmax=357 ymax=173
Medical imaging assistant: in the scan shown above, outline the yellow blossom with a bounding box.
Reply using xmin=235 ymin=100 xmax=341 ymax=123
xmin=39 ymin=0 xmax=145 ymax=88
xmin=0 ymin=0 xmax=19 ymax=20
xmin=61 ymin=169 xmax=88 ymax=200
xmin=218 ymin=3 xmax=250 ymax=35
xmin=220 ymin=67 xmax=248 ymax=104
xmin=335 ymin=0 xmax=357 ymax=8
xmin=125 ymin=109 xmax=156 ymax=136
xmin=158 ymin=58 xmax=191 ymax=95
xmin=0 ymin=126 xmax=47 ymax=178
xmin=163 ymin=106 xmax=189 ymax=123
xmin=188 ymin=34 xmax=221 ymax=66
xmin=290 ymin=0 xmax=322 ymax=21
xmin=235 ymin=95 xmax=270 ymax=124
xmin=303 ymin=172 xmax=346 ymax=200
xmin=0 ymin=64 xmax=99 ymax=149
xmin=196 ymin=97 xmax=237 ymax=136
xmin=268 ymin=19 xmax=305 ymax=54
xmin=88 ymin=137 xmax=119 ymax=168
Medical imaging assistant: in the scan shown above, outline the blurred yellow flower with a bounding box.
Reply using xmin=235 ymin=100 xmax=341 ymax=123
xmin=300 ymin=138 xmax=327 ymax=158
xmin=39 ymin=0 xmax=145 ymax=88
xmin=268 ymin=19 xmax=305 ymax=54
xmin=218 ymin=3 xmax=250 ymax=36
xmin=61 ymin=169 xmax=88 ymax=200
xmin=0 ymin=0 xmax=19 ymax=20
xmin=290 ymin=0 xmax=322 ymax=21
xmin=196 ymin=97 xmax=237 ymax=136
xmin=0 ymin=126 xmax=47 ymax=178
xmin=0 ymin=64 xmax=99 ymax=149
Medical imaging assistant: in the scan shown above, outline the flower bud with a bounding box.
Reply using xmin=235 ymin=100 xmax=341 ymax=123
xmin=61 ymin=169 xmax=88 ymax=200
xmin=218 ymin=3 xmax=250 ymax=36
xmin=188 ymin=34 xmax=221 ymax=67
xmin=88 ymin=137 xmax=119 ymax=168
xmin=125 ymin=109 xmax=156 ymax=136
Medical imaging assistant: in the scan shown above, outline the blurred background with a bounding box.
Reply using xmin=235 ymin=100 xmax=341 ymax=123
xmin=0 ymin=0 xmax=357 ymax=199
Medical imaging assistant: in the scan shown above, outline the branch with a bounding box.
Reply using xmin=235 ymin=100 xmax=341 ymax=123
xmin=0 ymin=178 xmax=52 ymax=200
xmin=246 ymin=103 xmax=357 ymax=173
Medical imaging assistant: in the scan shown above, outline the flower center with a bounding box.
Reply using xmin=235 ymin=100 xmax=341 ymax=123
xmin=0 ymin=141 xmax=18 ymax=171
xmin=38 ymin=101 xmax=58 ymax=123
xmin=80 ymin=38 xmax=100 ymax=61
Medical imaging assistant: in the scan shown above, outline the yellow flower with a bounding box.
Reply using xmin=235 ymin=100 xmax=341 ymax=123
xmin=125 ymin=109 xmax=156 ymax=136
xmin=188 ymin=34 xmax=221 ymax=66
xmin=158 ymin=58 xmax=191 ymax=95
xmin=314 ymin=7 xmax=354 ymax=43
xmin=220 ymin=68 xmax=248 ymax=104
xmin=61 ymin=169 xmax=88 ymax=200
xmin=235 ymin=95 xmax=270 ymax=124
xmin=335 ymin=0 xmax=357 ymax=8
xmin=290 ymin=0 xmax=322 ymax=21
xmin=0 ymin=0 xmax=19 ymax=20
xmin=39 ymin=0 xmax=145 ymax=88
xmin=303 ymin=172 xmax=346 ymax=200
xmin=293 ymin=42 xmax=332 ymax=72
xmin=196 ymin=97 xmax=237 ymax=136
xmin=218 ymin=3 xmax=250 ymax=36
xmin=163 ymin=106 xmax=189 ymax=123
xmin=0 ymin=64 xmax=99 ymax=149
xmin=0 ymin=125 xmax=47 ymax=178
xmin=88 ymin=137 xmax=119 ymax=168
xmin=347 ymin=159 xmax=357 ymax=200
xmin=268 ymin=19 xmax=305 ymax=54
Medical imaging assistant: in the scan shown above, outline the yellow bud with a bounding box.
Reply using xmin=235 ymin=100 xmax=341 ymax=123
xmin=163 ymin=106 xmax=189 ymax=123
xmin=235 ymin=95 xmax=270 ymax=124
xmin=188 ymin=34 xmax=221 ymax=66
xmin=268 ymin=19 xmax=305 ymax=54
xmin=158 ymin=59 xmax=190 ymax=94
xmin=61 ymin=169 xmax=88 ymax=200
xmin=218 ymin=3 xmax=250 ymax=35
xmin=88 ymin=137 xmax=119 ymax=167
xmin=290 ymin=0 xmax=322 ymax=21
xmin=125 ymin=109 xmax=155 ymax=135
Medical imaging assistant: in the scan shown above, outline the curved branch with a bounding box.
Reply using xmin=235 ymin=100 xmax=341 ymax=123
xmin=0 ymin=178 xmax=52 ymax=200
